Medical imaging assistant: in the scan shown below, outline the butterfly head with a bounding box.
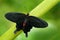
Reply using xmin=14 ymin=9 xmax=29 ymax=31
xmin=26 ymin=13 xmax=29 ymax=16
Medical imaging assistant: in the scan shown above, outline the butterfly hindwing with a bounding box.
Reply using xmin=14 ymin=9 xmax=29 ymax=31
xmin=29 ymin=16 xmax=48 ymax=28
xmin=5 ymin=12 xmax=26 ymax=23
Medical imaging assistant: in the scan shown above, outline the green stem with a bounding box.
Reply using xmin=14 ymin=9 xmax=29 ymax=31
xmin=0 ymin=0 xmax=59 ymax=40
xmin=1 ymin=24 xmax=23 ymax=40
xmin=30 ymin=0 xmax=59 ymax=17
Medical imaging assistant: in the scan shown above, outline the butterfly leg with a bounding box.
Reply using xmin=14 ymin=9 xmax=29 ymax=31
xmin=14 ymin=25 xmax=21 ymax=34
xmin=14 ymin=28 xmax=21 ymax=34
xmin=14 ymin=29 xmax=18 ymax=34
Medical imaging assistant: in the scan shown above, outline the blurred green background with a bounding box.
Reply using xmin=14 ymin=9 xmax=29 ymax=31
xmin=0 ymin=0 xmax=60 ymax=40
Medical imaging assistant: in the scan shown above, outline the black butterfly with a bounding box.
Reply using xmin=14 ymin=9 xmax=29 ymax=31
xmin=5 ymin=12 xmax=48 ymax=37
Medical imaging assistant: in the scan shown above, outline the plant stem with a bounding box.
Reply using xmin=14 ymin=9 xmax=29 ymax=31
xmin=1 ymin=24 xmax=23 ymax=40
xmin=30 ymin=0 xmax=59 ymax=17
xmin=0 ymin=0 xmax=59 ymax=40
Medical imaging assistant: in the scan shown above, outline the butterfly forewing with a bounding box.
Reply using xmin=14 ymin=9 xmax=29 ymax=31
xmin=5 ymin=12 xmax=26 ymax=22
xmin=29 ymin=16 xmax=48 ymax=28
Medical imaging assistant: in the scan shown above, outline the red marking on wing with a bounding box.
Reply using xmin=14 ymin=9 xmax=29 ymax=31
xmin=23 ymin=21 xmax=26 ymax=27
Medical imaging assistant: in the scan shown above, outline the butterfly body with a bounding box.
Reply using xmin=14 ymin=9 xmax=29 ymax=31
xmin=5 ymin=12 xmax=48 ymax=37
